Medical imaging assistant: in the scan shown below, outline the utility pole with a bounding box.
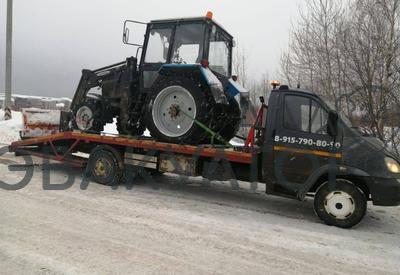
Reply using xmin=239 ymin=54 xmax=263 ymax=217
xmin=4 ymin=0 xmax=13 ymax=120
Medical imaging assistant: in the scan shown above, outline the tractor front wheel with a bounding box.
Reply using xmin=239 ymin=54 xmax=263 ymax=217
xmin=72 ymin=99 xmax=104 ymax=133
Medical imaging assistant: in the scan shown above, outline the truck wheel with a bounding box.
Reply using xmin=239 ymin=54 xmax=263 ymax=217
xmin=145 ymin=77 xmax=210 ymax=144
xmin=72 ymin=99 xmax=104 ymax=133
xmin=314 ymin=179 xmax=367 ymax=228
xmin=87 ymin=145 xmax=124 ymax=186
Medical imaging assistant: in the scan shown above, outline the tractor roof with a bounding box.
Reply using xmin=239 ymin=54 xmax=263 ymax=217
xmin=149 ymin=16 xmax=233 ymax=39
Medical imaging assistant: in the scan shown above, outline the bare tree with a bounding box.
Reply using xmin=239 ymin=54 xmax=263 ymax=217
xmin=282 ymin=0 xmax=346 ymax=103
xmin=281 ymin=0 xmax=400 ymax=155
xmin=343 ymin=0 xmax=400 ymax=142
xmin=232 ymin=42 xmax=249 ymax=89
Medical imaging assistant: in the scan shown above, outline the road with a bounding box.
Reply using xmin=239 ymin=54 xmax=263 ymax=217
xmin=0 ymin=151 xmax=399 ymax=274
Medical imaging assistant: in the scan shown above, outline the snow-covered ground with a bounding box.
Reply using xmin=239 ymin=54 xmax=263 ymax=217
xmin=0 ymin=153 xmax=399 ymax=274
xmin=0 ymin=110 xmax=23 ymax=144
xmin=0 ymin=109 xmax=399 ymax=273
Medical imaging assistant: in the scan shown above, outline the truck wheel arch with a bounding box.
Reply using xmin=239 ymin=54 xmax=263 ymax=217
xmin=299 ymin=165 xmax=371 ymax=201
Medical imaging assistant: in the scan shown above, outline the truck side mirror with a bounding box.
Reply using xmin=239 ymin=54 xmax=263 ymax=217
xmin=327 ymin=111 xmax=339 ymax=137
xmin=123 ymin=20 xmax=147 ymax=47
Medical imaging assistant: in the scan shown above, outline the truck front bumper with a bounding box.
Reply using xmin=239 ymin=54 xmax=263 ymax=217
xmin=367 ymin=177 xmax=400 ymax=206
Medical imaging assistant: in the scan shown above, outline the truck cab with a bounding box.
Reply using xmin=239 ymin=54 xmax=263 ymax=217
xmin=260 ymin=85 xmax=400 ymax=227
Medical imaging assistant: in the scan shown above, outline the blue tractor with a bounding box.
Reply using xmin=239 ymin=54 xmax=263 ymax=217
xmin=63 ymin=12 xmax=245 ymax=144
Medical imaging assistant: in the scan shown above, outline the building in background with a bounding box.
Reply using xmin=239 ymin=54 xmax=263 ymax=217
xmin=0 ymin=93 xmax=71 ymax=111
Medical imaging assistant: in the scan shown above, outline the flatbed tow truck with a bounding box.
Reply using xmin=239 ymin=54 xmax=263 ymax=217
xmin=8 ymin=84 xmax=400 ymax=228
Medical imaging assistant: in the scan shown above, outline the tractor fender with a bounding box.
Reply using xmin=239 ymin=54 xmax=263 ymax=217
xmin=158 ymin=64 xmax=228 ymax=104
xmin=227 ymin=78 xmax=248 ymax=98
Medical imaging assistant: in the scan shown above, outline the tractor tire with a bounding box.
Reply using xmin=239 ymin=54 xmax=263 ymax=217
xmin=219 ymin=97 xmax=241 ymax=141
xmin=201 ymin=97 xmax=241 ymax=145
xmin=72 ymin=99 xmax=104 ymax=133
xmin=144 ymin=77 xmax=211 ymax=144
xmin=116 ymin=118 xmax=145 ymax=137
xmin=314 ymin=179 xmax=367 ymax=228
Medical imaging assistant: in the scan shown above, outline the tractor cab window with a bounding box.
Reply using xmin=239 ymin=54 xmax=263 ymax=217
xmin=145 ymin=28 xmax=172 ymax=63
xmin=209 ymin=26 xmax=231 ymax=76
xmin=171 ymin=23 xmax=205 ymax=64
xmin=284 ymin=95 xmax=328 ymax=135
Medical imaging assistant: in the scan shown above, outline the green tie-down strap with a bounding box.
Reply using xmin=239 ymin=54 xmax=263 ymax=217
xmin=180 ymin=110 xmax=232 ymax=148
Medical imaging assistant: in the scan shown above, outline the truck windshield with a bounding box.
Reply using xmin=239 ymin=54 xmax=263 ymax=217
xmin=171 ymin=23 xmax=205 ymax=64
xmin=321 ymin=96 xmax=353 ymax=128
xmin=208 ymin=26 xmax=231 ymax=76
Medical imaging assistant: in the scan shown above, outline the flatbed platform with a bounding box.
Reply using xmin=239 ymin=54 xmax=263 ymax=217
xmin=9 ymin=131 xmax=256 ymax=168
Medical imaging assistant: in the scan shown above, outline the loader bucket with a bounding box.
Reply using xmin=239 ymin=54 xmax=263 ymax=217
xmin=20 ymin=108 xmax=61 ymax=139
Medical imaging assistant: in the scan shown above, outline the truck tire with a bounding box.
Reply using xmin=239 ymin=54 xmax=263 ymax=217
xmin=314 ymin=179 xmax=367 ymax=228
xmin=72 ymin=99 xmax=104 ymax=133
xmin=87 ymin=145 xmax=124 ymax=186
xmin=145 ymin=77 xmax=211 ymax=144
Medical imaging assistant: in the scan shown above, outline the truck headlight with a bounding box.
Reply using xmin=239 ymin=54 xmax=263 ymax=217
xmin=385 ymin=157 xmax=400 ymax=173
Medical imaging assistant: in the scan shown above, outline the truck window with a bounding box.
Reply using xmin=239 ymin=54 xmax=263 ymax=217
xmin=284 ymin=95 xmax=328 ymax=135
xmin=311 ymin=100 xmax=328 ymax=135
xmin=145 ymin=28 xmax=172 ymax=63
xmin=284 ymin=95 xmax=310 ymax=132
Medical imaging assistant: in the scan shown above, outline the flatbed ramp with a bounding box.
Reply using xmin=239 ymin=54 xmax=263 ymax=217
xmin=9 ymin=132 xmax=255 ymax=169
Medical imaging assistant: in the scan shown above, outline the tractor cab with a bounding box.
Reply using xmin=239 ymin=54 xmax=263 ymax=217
xmin=124 ymin=12 xmax=234 ymax=80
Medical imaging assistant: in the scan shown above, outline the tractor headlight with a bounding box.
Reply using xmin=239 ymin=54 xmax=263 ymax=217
xmin=385 ymin=157 xmax=400 ymax=173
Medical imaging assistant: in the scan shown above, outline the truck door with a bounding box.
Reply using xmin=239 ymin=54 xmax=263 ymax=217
xmin=271 ymin=93 xmax=341 ymax=194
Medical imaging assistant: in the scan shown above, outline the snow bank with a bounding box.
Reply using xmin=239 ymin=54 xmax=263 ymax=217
xmin=0 ymin=110 xmax=23 ymax=144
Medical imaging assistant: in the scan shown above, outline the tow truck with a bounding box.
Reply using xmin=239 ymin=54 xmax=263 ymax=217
xmin=9 ymin=82 xmax=400 ymax=228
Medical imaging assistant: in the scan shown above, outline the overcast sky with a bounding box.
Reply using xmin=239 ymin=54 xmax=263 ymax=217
xmin=0 ymin=0 xmax=301 ymax=98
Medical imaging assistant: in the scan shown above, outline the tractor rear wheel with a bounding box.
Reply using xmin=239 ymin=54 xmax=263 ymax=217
xmin=220 ymin=97 xmax=241 ymax=141
xmin=145 ymin=77 xmax=211 ymax=144
xmin=116 ymin=118 xmax=145 ymax=137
